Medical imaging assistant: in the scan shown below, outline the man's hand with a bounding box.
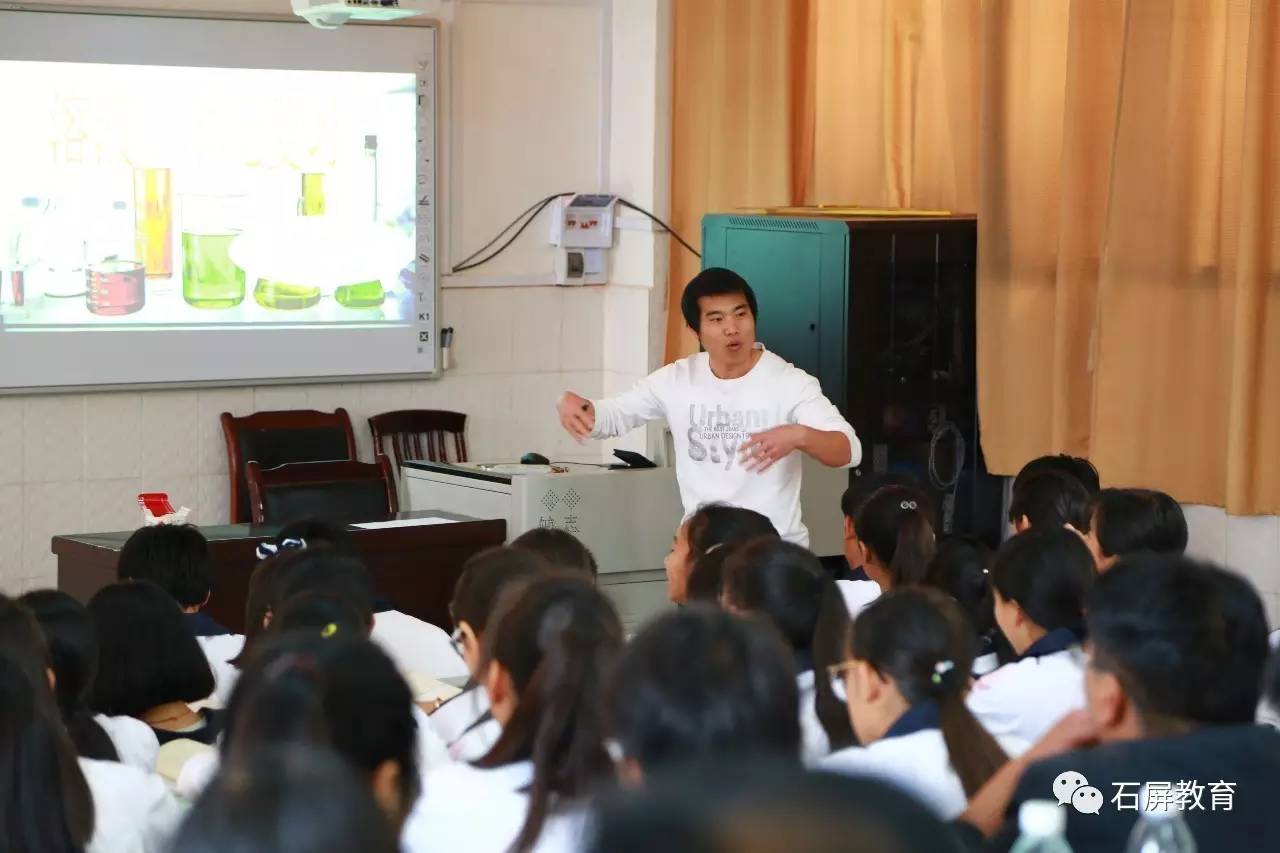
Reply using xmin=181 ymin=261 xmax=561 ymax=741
xmin=738 ymin=425 xmax=808 ymax=473
xmin=557 ymin=391 xmax=596 ymax=442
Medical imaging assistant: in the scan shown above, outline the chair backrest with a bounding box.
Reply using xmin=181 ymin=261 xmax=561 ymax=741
xmin=244 ymin=458 xmax=398 ymax=526
xmin=368 ymin=409 xmax=468 ymax=471
xmin=221 ymin=409 xmax=358 ymax=523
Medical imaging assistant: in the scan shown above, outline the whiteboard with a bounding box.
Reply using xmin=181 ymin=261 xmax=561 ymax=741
xmin=0 ymin=10 xmax=438 ymax=392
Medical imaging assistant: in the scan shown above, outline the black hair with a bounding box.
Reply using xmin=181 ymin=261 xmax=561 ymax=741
xmin=1263 ymin=646 xmax=1280 ymax=722
xmin=221 ymin=633 xmax=420 ymax=823
xmin=1008 ymin=470 xmax=1091 ymax=531
xmin=990 ymin=528 xmax=1095 ymax=639
xmin=270 ymin=592 xmax=367 ymax=640
xmin=474 ymin=575 xmax=624 ymax=852
xmin=173 ymin=745 xmax=399 ymax=853
xmin=849 ymin=589 xmax=1008 ymax=797
xmin=1013 ymin=455 xmax=1101 ymax=496
xmin=449 ymin=546 xmax=550 ymax=635
xmin=0 ymin=652 xmax=95 ymax=853
xmin=606 ymin=606 xmax=801 ymax=773
xmin=275 ymin=517 xmax=360 ymax=558
xmin=269 ymin=549 xmax=375 ymax=628
xmin=586 ymin=757 xmax=968 ymax=853
xmin=88 ymin=580 xmax=215 ymax=717
xmin=116 ymin=523 xmax=212 ymax=609
xmin=1090 ymin=488 xmax=1188 ymax=560
xmin=679 ymin=267 xmax=758 ymax=333
xmin=511 ymin=528 xmax=599 ymax=579
xmin=720 ymin=539 xmax=854 ymax=749
xmin=682 ymin=505 xmax=780 ymax=602
xmin=853 ymin=485 xmax=937 ymax=589
xmin=1086 ymin=554 xmax=1268 ymax=726
xmin=685 ymin=542 xmax=739 ymax=603
xmin=18 ymin=591 xmax=118 ymax=762
xmin=923 ymin=536 xmax=1014 ymax=665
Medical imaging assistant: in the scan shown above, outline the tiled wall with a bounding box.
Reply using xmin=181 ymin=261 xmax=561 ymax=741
xmin=1183 ymin=506 xmax=1280 ymax=630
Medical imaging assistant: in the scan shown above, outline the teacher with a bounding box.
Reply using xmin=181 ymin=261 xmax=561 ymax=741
xmin=556 ymin=267 xmax=861 ymax=548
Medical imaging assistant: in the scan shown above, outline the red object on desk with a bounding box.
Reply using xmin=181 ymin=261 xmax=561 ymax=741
xmin=138 ymin=493 xmax=175 ymax=518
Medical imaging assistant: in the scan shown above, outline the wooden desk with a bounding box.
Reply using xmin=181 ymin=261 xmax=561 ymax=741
xmin=53 ymin=511 xmax=505 ymax=633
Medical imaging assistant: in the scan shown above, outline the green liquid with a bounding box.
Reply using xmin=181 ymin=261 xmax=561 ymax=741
xmin=334 ymin=280 xmax=385 ymax=308
xmin=254 ymin=279 xmax=321 ymax=310
xmin=182 ymin=232 xmax=245 ymax=309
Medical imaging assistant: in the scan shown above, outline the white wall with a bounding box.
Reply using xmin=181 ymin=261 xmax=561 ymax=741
xmin=0 ymin=0 xmax=672 ymax=591
xmin=1183 ymin=506 xmax=1280 ymax=630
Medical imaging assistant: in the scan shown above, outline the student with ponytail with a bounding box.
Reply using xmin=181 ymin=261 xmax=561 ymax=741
xmin=721 ymin=539 xmax=854 ymax=763
xmin=821 ymin=588 xmax=1022 ymax=819
xmin=405 ymin=575 xmax=625 ymax=853
xmin=967 ymin=528 xmax=1095 ymax=743
xmin=20 ymin=590 xmax=160 ymax=772
xmin=843 ymin=486 xmax=936 ymax=616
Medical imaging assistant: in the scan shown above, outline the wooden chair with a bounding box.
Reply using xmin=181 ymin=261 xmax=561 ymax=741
xmin=368 ymin=410 xmax=469 ymax=471
xmin=221 ymin=409 xmax=359 ymax=524
xmin=244 ymin=457 xmax=399 ymax=526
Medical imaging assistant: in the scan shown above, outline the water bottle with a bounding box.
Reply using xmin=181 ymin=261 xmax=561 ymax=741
xmin=1010 ymin=800 xmax=1074 ymax=853
xmin=1124 ymin=785 xmax=1198 ymax=853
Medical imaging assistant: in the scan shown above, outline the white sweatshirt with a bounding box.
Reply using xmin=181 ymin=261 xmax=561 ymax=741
xmin=590 ymin=345 xmax=860 ymax=546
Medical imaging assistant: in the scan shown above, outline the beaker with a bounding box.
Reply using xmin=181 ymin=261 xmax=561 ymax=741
xmin=182 ymin=194 xmax=246 ymax=309
xmin=86 ymin=259 xmax=145 ymax=316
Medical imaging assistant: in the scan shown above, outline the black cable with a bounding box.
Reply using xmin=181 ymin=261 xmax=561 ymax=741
xmin=451 ymin=192 xmax=573 ymax=273
xmin=617 ymin=197 xmax=701 ymax=259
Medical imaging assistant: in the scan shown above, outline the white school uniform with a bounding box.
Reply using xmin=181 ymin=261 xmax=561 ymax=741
xmin=819 ymin=704 xmax=1028 ymax=819
xmin=372 ymin=609 xmax=470 ymax=681
xmin=94 ymin=713 xmax=160 ymax=772
xmin=428 ymin=685 xmax=502 ymax=763
xmin=837 ymin=579 xmax=881 ymax=619
xmin=967 ymin=628 xmax=1085 ymax=744
xmin=403 ymin=760 xmax=586 ymax=853
xmin=79 ymin=757 xmax=186 ymax=853
xmin=796 ymin=670 xmax=832 ymax=765
xmin=196 ymin=633 xmax=245 ymax=707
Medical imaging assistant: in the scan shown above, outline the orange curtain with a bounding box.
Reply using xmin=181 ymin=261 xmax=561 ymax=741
xmin=667 ymin=0 xmax=1280 ymax=513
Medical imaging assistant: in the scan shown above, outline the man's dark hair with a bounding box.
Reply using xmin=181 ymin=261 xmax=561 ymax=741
xmin=1090 ymin=489 xmax=1188 ymax=560
xmin=606 ymin=606 xmax=800 ymax=773
xmin=511 ymin=528 xmax=598 ymax=579
xmin=680 ymin=267 xmax=757 ymax=333
xmin=88 ymin=580 xmax=215 ymax=716
xmin=1087 ymin=554 xmax=1268 ymax=724
xmin=1013 ymin=455 xmax=1101 ymax=496
xmin=1008 ymin=470 xmax=1092 ymax=531
xmin=117 ymin=523 xmax=212 ymax=609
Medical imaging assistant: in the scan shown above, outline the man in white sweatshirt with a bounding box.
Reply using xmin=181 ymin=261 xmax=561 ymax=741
xmin=557 ymin=267 xmax=860 ymax=547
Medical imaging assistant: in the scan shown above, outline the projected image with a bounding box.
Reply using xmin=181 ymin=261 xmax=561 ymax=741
xmin=0 ymin=62 xmax=417 ymax=329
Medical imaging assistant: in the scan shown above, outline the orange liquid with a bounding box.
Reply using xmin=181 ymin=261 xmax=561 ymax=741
xmin=134 ymin=168 xmax=173 ymax=279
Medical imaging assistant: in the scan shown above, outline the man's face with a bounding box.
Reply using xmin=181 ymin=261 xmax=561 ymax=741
xmin=695 ymin=293 xmax=756 ymax=360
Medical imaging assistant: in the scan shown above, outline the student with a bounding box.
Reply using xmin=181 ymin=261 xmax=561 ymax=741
xmin=821 ymin=588 xmax=1020 ymax=819
xmin=1006 ymin=470 xmax=1091 ymax=532
xmin=172 ymin=746 xmax=400 ymax=853
xmin=1011 ymin=454 xmax=1100 ymax=497
xmin=966 ymin=529 xmax=1095 ymax=742
xmin=845 ymin=485 xmax=936 ymax=614
xmin=512 ymin=527 xmax=599 ymax=580
xmin=587 ymin=758 xmax=969 ymax=853
xmin=20 ymin=589 xmax=160 ymax=772
xmin=221 ymin=633 xmax=421 ymax=836
xmin=270 ymin=591 xmax=366 ymax=638
xmin=964 ymin=555 xmax=1279 ymax=851
xmin=923 ymin=536 xmax=1011 ymax=675
xmin=89 ymin=580 xmax=224 ymax=746
xmin=605 ymin=606 xmax=802 ymax=781
xmin=0 ymin=595 xmax=185 ymax=853
xmin=404 ymin=575 xmax=624 ymax=853
xmin=663 ymin=503 xmax=778 ymax=604
xmin=429 ymin=547 xmax=550 ymax=762
xmin=720 ymin=539 xmax=852 ymax=763
xmin=1082 ymin=487 xmax=1188 ymax=571
xmin=0 ymin=653 xmax=94 ymax=853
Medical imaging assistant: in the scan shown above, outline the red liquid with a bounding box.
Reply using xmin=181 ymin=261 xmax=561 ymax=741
xmin=7 ymin=271 xmax=23 ymax=306
xmin=86 ymin=261 xmax=145 ymax=316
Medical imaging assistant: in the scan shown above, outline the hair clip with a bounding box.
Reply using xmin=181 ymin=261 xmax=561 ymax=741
xmin=254 ymin=537 xmax=308 ymax=561
xmin=899 ymin=500 xmax=918 ymax=511
xmin=320 ymin=622 xmax=339 ymax=639
xmin=930 ymin=660 xmax=955 ymax=685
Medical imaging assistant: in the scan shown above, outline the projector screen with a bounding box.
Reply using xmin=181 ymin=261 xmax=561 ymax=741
xmin=0 ymin=11 xmax=437 ymax=393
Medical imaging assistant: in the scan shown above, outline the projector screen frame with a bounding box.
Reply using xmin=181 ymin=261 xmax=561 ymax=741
xmin=0 ymin=6 xmax=441 ymax=395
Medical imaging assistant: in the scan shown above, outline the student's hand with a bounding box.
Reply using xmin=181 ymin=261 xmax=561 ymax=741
xmin=739 ymin=425 xmax=807 ymax=473
xmin=1027 ymin=709 xmax=1100 ymax=763
xmin=557 ymin=391 xmax=595 ymax=442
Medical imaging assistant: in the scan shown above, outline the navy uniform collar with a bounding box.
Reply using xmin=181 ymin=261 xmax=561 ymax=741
xmin=794 ymin=649 xmax=815 ymax=675
xmin=1020 ymin=627 xmax=1079 ymax=660
xmin=882 ymin=701 xmax=942 ymax=740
